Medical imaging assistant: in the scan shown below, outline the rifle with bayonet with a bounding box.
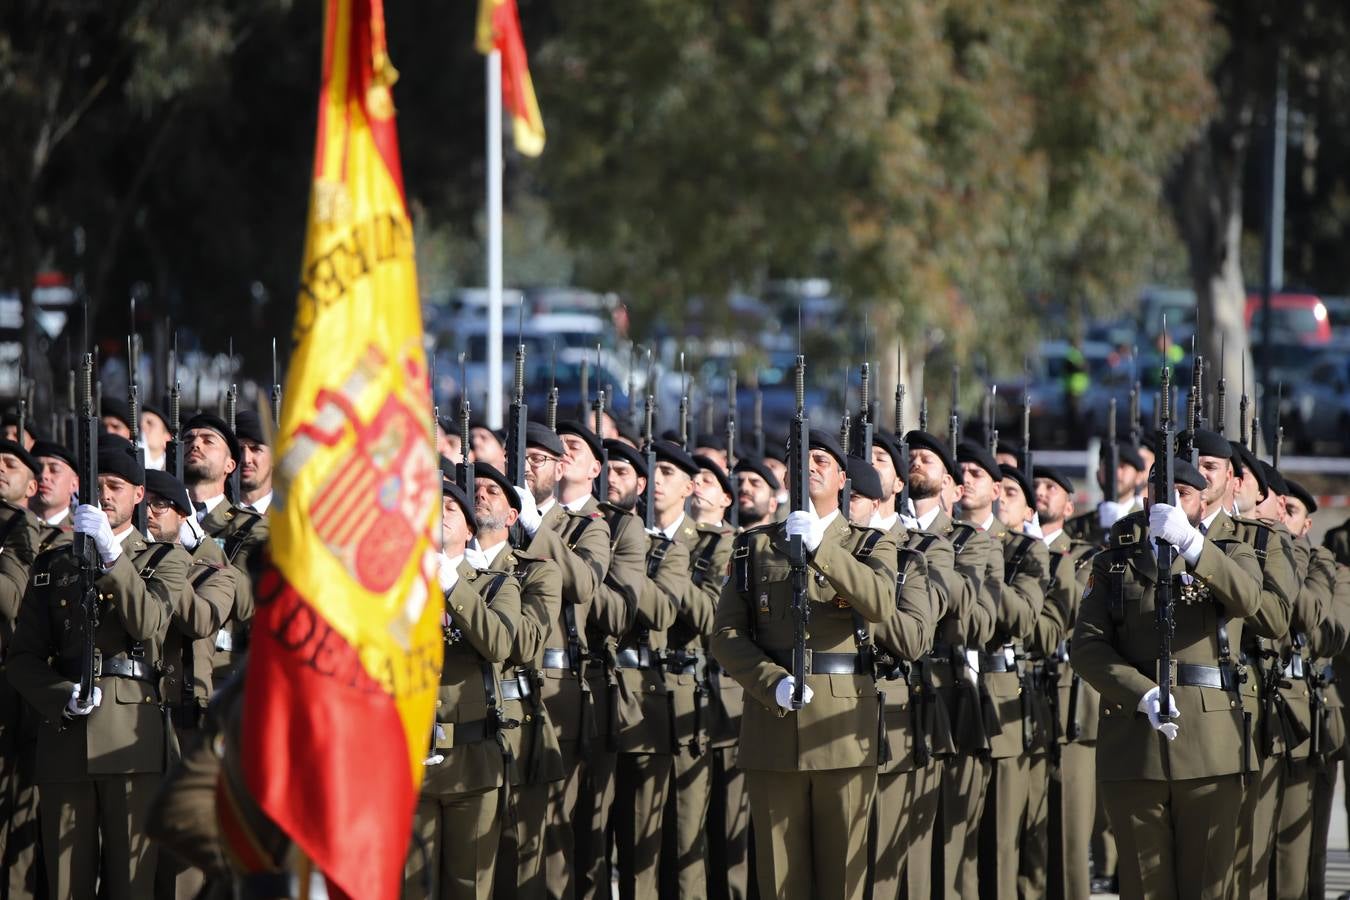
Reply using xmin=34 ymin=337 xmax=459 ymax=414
xmin=577 ymin=355 xmax=590 ymax=421
xmin=225 ymin=340 xmax=240 ymax=503
xmin=1154 ymin=339 xmax=1177 ymax=727
xmin=918 ymin=396 xmax=929 ymax=434
xmin=73 ymin=344 xmax=101 ymax=707
xmin=839 ymin=365 xmax=852 ymax=511
xmin=949 ymin=366 xmax=961 ymax=452
xmin=592 ymin=344 xmax=609 ymax=502
xmin=678 ymin=352 xmax=690 ymax=451
xmin=1273 ymin=384 xmax=1285 ymax=468
xmin=1240 ymin=355 xmax=1251 ymax=450
xmin=788 ymin=349 xmax=810 ymax=710
xmin=1216 ymin=337 xmax=1227 ymax=436
xmin=127 ymin=302 xmax=146 ymax=533
xmin=270 ymin=338 xmax=283 ymax=430
xmin=505 ymin=329 xmax=529 ymax=518
xmin=1105 ymin=398 xmax=1119 ymax=506
xmin=1020 ymin=375 xmax=1033 ymax=476
xmin=546 ymin=344 xmax=559 ymax=431
xmin=895 ymin=376 xmax=911 ymax=513
xmin=726 ymin=369 xmax=739 ymax=529
xmin=457 ymin=354 xmax=475 ymax=502
xmin=641 ymin=364 xmax=658 ymax=530
xmin=165 ymin=336 xmax=184 ymax=481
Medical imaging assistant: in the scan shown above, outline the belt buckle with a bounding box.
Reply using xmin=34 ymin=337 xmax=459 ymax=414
xmin=1004 ymin=646 xmax=1015 ymax=667
xmin=215 ymin=629 xmax=234 ymax=652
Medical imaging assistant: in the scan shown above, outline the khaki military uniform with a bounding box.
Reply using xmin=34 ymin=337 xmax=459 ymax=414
xmin=1311 ymin=553 xmax=1350 ymax=900
xmin=867 ymin=520 xmax=940 ymax=900
xmin=705 ymin=528 xmax=752 ymax=900
xmin=1033 ymin=530 xmax=1097 ymax=900
xmin=156 ymin=537 xmax=237 ymax=900
xmin=575 ymin=502 xmax=645 ymax=900
xmin=612 ymin=524 xmax=690 ymax=900
xmin=491 ymin=545 xmax=564 ymax=900
xmin=1217 ymin=514 xmax=1297 ymax=900
xmin=922 ymin=509 xmax=998 ymax=899
xmin=1323 ymin=520 xmax=1350 ymax=567
xmin=403 ymin=559 xmax=520 ymax=900
xmin=0 ymin=502 xmax=49 ymax=899
xmin=524 ymin=498 xmax=610 ymax=900
xmin=660 ymin=519 xmax=731 ymax=900
xmin=974 ymin=521 xmax=1048 ymax=900
xmin=7 ymin=527 xmax=189 ymax=900
xmin=711 ymin=512 xmax=898 ymax=900
xmin=199 ymin=503 xmax=268 ymax=685
xmin=1072 ymin=510 xmax=1263 ymax=900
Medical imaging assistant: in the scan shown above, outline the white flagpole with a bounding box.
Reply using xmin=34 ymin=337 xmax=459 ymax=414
xmin=486 ymin=49 xmax=504 ymax=429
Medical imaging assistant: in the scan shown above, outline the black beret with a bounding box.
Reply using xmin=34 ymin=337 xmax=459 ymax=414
xmin=732 ymin=458 xmax=780 ymax=492
xmin=436 ymin=415 xmax=457 ymax=436
xmin=472 ymin=462 xmax=521 ymax=512
xmin=525 ymin=422 xmax=564 ymax=457
xmin=603 ymin=438 xmax=648 ymax=479
xmin=1137 ymin=432 xmax=1158 ymax=455
xmin=234 ymin=410 xmax=267 ymax=445
xmin=1284 ymin=478 xmax=1317 ymax=514
xmin=694 ymin=432 xmax=726 ymax=453
xmin=996 ymin=439 xmax=1021 ymax=459
xmin=30 ymin=439 xmax=76 ymax=472
xmin=140 ymin=402 xmax=168 ymax=429
xmin=1102 ymin=442 xmax=1146 ymax=471
xmin=904 ymin=430 xmax=961 ymax=481
xmin=999 ymin=463 xmax=1035 ymax=508
xmin=1259 ymin=461 xmax=1289 ymax=498
xmin=1032 ymin=465 xmax=1074 ymax=495
xmin=652 ymin=440 xmax=699 ymax=477
xmin=0 ymin=409 xmax=36 ymax=438
xmin=182 ymin=413 xmax=241 ymax=461
xmin=693 ymin=453 xmax=733 ymax=499
xmin=1154 ymin=459 xmax=1206 ymax=492
xmin=871 ymin=431 xmax=904 ymax=473
xmin=100 ymin=398 xmax=132 ymax=428
xmin=615 ymin=422 xmax=642 ymax=447
xmin=956 ymin=440 xmax=1001 ymax=482
xmin=847 ymin=456 xmax=884 ymax=501
xmin=1184 ymin=429 xmax=1232 ymax=459
xmin=441 ymin=479 xmax=478 ymax=533
xmin=807 ymin=429 xmax=847 ymax=470
xmin=144 ymin=469 xmax=193 ymax=515
xmin=763 ymin=437 xmax=786 ymax=464
xmin=0 ymin=437 xmax=38 ymax=477
xmin=1229 ymin=442 xmax=1266 ymax=499
xmin=556 ymin=420 xmax=603 ymax=462
xmin=0 ymin=439 xmax=39 ymax=479
xmin=659 ymin=429 xmax=683 ymax=444
xmin=97 ymin=442 xmax=144 ymax=486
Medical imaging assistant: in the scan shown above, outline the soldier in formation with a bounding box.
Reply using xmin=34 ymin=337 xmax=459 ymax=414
xmin=9 ymin=345 xmax=1350 ymax=900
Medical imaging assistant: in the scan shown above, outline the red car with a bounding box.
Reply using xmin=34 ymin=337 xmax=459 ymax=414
xmin=1245 ymin=293 xmax=1334 ymax=345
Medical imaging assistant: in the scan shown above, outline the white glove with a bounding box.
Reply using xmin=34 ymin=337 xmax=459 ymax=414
xmin=785 ymin=510 xmax=829 ymax=553
xmin=464 ymin=547 xmax=489 ymax=572
xmin=438 ymin=554 xmax=461 ymax=594
xmin=178 ymin=516 xmax=205 ymax=551
xmin=515 ymin=487 xmax=542 ymax=536
xmin=423 ymin=725 xmax=446 ymax=766
xmin=1137 ymin=686 xmax=1181 ymax=741
xmin=1148 ymin=500 xmax=1204 ymax=565
xmin=774 ymin=675 xmax=815 ymax=710
xmin=73 ymin=504 xmax=119 ymax=566
xmin=65 ymin=684 xmax=102 ymax=717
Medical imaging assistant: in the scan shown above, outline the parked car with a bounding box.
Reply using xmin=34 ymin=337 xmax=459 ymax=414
xmin=1245 ymin=293 xmax=1333 ymax=345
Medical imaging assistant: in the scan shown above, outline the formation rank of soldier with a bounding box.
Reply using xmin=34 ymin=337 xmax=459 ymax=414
xmin=2 ymin=337 xmax=1349 ymax=900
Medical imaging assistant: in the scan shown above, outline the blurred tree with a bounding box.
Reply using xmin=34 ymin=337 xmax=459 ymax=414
xmin=534 ymin=0 xmax=1215 ymax=389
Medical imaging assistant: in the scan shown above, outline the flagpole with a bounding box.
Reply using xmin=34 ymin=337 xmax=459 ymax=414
xmin=486 ymin=49 xmax=504 ymax=429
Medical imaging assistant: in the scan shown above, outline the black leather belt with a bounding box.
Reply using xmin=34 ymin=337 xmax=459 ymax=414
xmin=61 ymin=656 xmax=157 ymax=683
xmin=499 ymin=674 xmax=532 ymax=701
xmin=980 ymin=652 xmax=1015 ymax=674
xmin=615 ymin=646 xmax=658 ymax=669
xmin=664 ymin=650 xmax=704 ymax=675
xmin=541 ymin=648 xmax=572 ymax=670
xmin=1175 ymin=663 xmax=1238 ymax=692
xmin=767 ymin=649 xmax=864 ymax=675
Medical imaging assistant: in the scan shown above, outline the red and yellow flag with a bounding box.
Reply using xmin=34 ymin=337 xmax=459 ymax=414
xmin=476 ymin=0 xmax=546 ymax=156
xmin=233 ymin=0 xmax=441 ymax=897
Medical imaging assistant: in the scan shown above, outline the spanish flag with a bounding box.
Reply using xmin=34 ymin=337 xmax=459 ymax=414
xmin=226 ymin=0 xmax=442 ymax=897
xmin=476 ymin=0 xmax=546 ymax=156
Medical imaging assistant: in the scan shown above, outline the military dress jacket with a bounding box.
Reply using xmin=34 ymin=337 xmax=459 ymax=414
xmin=163 ymin=537 xmax=237 ymax=717
xmin=8 ymin=527 xmax=190 ymax=780
xmin=711 ymin=511 xmax=898 ymax=771
xmin=1034 ymin=531 xmax=1101 ymax=744
xmin=423 ymin=559 xmax=520 ymax=797
xmin=666 ymin=518 xmax=728 ymax=753
xmin=495 ymin=544 xmax=565 ymax=786
xmin=982 ymin=520 xmax=1049 ymax=759
xmin=871 ymin=522 xmax=937 ymax=775
xmin=926 ymin=509 xmax=996 ymax=651
xmin=1071 ymin=511 xmax=1263 ymax=782
xmin=200 ymin=501 xmax=268 ymax=680
xmin=0 ymin=501 xmax=42 ymax=648
xmin=613 ymin=529 xmax=691 ymax=754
